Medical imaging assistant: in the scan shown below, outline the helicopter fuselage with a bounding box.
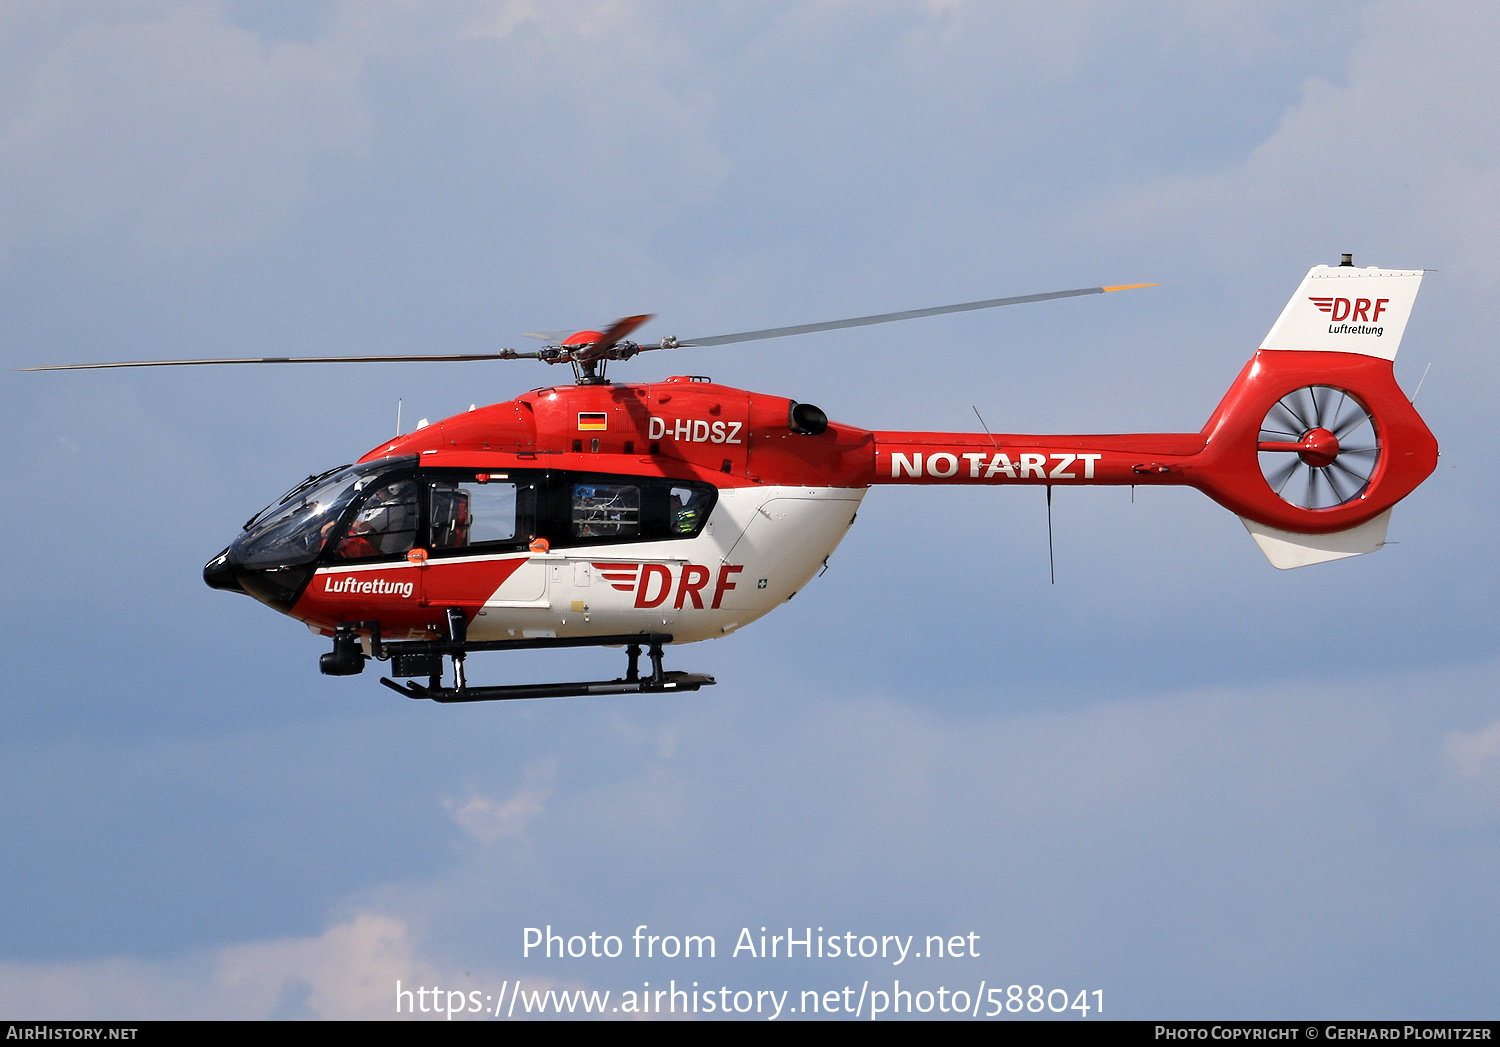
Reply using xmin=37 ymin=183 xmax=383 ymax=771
xmin=212 ymin=376 xmax=877 ymax=646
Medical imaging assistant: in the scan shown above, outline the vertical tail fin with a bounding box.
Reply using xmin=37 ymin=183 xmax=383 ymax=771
xmin=1260 ymin=264 xmax=1424 ymax=360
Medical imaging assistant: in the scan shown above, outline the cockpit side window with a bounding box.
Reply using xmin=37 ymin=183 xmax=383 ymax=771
xmin=334 ymin=479 xmax=420 ymax=560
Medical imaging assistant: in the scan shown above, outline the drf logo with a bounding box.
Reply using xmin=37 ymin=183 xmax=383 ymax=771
xmin=1309 ymin=297 xmax=1389 ymax=322
xmin=593 ymin=562 xmax=744 ymax=609
xmin=648 ymin=416 xmax=744 ymax=445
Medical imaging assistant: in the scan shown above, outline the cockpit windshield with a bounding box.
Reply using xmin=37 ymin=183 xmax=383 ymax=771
xmin=241 ymin=463 xmax=351 ymax=533
xmin=230 ymin=457 xmax=416 ymax=570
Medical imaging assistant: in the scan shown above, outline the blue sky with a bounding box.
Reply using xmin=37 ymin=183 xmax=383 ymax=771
xmin=1 ymin=0 xmax=1498 ymax=1019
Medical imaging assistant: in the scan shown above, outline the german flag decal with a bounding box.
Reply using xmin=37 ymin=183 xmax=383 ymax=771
xmin=577 ymin=412 xmax=608 ymax=431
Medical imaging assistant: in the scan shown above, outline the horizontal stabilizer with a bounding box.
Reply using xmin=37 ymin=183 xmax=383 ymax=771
xmin=1240 ymin=510 xmax=1392 ymax=570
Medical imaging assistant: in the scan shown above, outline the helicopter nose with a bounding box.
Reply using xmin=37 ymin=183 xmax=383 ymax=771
xmin=203 ymin=548 xmax=245 ymax=594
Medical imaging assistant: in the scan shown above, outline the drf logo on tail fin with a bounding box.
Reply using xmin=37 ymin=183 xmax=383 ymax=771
xmin=1309 ymin=297 xmax=1389 ymax=322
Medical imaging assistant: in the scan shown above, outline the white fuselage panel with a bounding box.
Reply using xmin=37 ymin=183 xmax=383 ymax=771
xmin=466 ymin=485 xmax=865 ymax=644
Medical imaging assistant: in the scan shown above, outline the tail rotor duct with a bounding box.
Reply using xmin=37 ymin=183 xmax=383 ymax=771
xmin=1257 ymin=384 xmax=1380 ymax=510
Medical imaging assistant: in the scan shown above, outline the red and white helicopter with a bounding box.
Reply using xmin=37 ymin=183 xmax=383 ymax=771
xmin=26 ymin=255 xmax=1438 ymax=702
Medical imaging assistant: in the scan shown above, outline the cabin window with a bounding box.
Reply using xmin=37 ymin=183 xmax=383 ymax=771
xmin=571 ymin=484 xmax=640 ymax=537
xmin=670 ymin=486 xmax=712 ymax=534
xmin=430 ymin=482 xmax=519 ymax=550
xmin=407 ymin=468 xmax=713 ymax=551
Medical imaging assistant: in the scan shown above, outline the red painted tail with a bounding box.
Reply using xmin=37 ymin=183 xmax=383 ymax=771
xmin=1189 ymin=264 xmax=1437 ymax=567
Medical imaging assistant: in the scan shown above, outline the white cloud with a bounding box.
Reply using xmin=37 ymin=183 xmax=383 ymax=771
xmin=0 ymin=915 xmax=489 ymax=1020
xmin=215 ymin=914 xmax=451 ymax=1020
xmin=1444 ymin=719 xmax=1500 ymax=782
xmin=0 ymin=0 xmax=732 ymax=275
xmin=0 ymin=2 xmax=370 ymax=257
xmin=1440 ymin=718 xmax=1500 ymax=820
xmin=1074 ymin=3 xmax=1500 ymax=286
xmin=445 ymin=757 xmax=556 ymax=845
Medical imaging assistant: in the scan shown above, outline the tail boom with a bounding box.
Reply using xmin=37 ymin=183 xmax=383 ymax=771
xmin=871 ymin=431 xmax=1205 ymax=487
xmin=871 ymin=347 xmax=1435 ymax=536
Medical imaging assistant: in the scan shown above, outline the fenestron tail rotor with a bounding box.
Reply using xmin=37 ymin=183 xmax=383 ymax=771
xmin=17 ymin=283 xmax=1153 ymax=377
xmin=1257 ymin=384 xmax=1380 ymax=510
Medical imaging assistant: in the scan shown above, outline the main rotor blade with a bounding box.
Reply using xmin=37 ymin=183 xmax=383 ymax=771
xmin=22 ymin=284 xmax=1155 ymax=371
xmin=17 ymin=351 xmax=536 ymax=371
xmin=673 ymin=284 xmax=1154 ymax=348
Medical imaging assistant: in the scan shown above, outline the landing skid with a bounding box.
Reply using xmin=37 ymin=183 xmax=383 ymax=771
xmin=380 ymin=670 xmax=715 ymax=703
xmin=325 ymin=620 xmax=715 ymax=704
